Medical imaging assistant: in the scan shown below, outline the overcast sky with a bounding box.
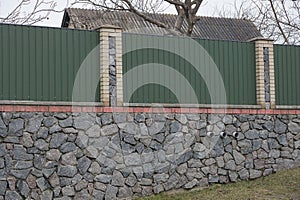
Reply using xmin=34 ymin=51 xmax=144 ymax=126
xmin=0 ymin=0 xmax=239 ymax=27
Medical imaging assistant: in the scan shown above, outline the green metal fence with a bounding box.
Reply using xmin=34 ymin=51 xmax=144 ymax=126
xmin=0 ymin=23 xmax=100 ymax=102
xmin=274 ymin=44 xmax=300 ymax=105
xmin=0 ymin=25 xmax=259 ymax=105
xmin=122 ymin=33 xmax=256 ymax=105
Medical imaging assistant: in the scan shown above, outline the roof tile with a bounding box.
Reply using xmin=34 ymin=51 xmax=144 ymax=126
xmin=62 ymin=8 xmax=262 ymax=42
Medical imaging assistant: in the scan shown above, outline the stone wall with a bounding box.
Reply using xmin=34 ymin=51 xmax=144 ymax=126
xmin=0 ymin=111 xmax=299 ymax=199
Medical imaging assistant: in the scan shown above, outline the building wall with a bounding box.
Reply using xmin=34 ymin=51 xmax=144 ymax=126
xmin=0 ymin=109 xmax=299 ymax=199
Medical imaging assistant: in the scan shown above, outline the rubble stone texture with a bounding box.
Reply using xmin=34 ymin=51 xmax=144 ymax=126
xmin=0 ymin=112 xmax=299 ymax=199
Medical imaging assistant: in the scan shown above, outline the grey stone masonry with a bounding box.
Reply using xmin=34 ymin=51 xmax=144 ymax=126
xmin=0 ymin=112 xmax=299 ymax=199
xmin=109 ymin=36 xmax=117 ymax=106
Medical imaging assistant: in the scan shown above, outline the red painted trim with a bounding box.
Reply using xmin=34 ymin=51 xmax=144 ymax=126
xmin=14 ymin=106 xmax=27 ymax=112
xmin=121 ymin=107 xmax=129 ymax=113
xmin=1 ymin=104 xmax=300 ymax=115
xmin=163 ymin=108 xmax=172 ymax=113
xmin=265 ymin=110 xmax=274 ymax=115
xmin=171 ymin=108 xmax=182 ymax=113
xmin=143 ymin=107 xmax=152 ymax=113
xmin=112 ymin=107 xmax=125 ymax=112
xmin=128 ymin=107 xmax=135 ymax=113
xmin=248 ymin=109 xmax=258 ymax=114
xmin=49 ymin=106 xmax=71 ymax=112
xmin=180 ymin=108 xmax=190 ymax=113
xmin=103 ymin=107 xmax=113 ymax=112
xmin=2 ymin=105 xmax=14 ymax=112
xmin=188 ymin=108 xmax=199 ymax=113
xmin=94 ymin=107 xmax=103 ymax=112
xmin=226 ymin=109 xmax=241 ymax=114
xmin=240 ymin=109 xmax=250 ymax=114
xmin=288 ymin=110 xmax=296 ymax=115
xmin=81 ymin=107 xmax=95 ymax=113
xmin=277 ymin=110 xmax=288 ymax=115
xmin=151 ymin=108 xmax=163 ymax=113
xmin=48 ymin=106 xmax=60 ymax=112
xmin=257 ymin=109 xmax=266 ymax=115
xmin=215 ymin=109 xmax=227 ymax=114
xmin=25 ymin=106 xmax=39 ymax=112
xmin=198 ymin=108 xmax=208 ymax=113
xmin=273 ymin=110 xmax=282 ymax=115
xmin=37 ymin=106 xmax=49 ymax=112
xmin=133 ymin=107 xmax=144 ymax=113
xmin=206 ymin=108 xmax=214 ymax=113
xmin=71 ymin=107 xmax=82 ymax=112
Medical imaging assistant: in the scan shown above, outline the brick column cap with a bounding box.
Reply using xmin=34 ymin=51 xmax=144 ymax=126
xmin=247 ymin=37 xmax=274 ymax=42
xmin=95 ymin=24 xmax=123 ymax=31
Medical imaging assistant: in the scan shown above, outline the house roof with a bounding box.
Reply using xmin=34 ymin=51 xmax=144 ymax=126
xmin=62 ymin=8 xmax=262 ymax=42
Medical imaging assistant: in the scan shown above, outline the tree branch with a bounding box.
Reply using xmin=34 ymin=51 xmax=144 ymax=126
xmin=164 ymin=0 xmax=185 ymax=7
xmin=268 ymin=0 xmax=289 ymax=44
xmin=1 ymin=0 xmax=70 ymax=25
xmin=122 ymin=0 xmax=181 ymax=35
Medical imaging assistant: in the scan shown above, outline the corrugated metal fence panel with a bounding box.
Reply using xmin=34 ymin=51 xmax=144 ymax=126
xmin=122 ymin=33 xmax=256 ymax=105
xmin=195 ymin=39 xmax=256 ymax=105
xmin=274 ymin=45 xmax=300 ymax=105
xmin=0 ymin=23 xmax=100 ymax=102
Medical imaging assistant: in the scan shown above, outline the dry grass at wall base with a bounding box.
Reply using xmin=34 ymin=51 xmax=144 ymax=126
xmin=140 ymin=167 xmax=300 ymax=200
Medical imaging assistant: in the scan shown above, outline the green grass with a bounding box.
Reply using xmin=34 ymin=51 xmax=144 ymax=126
xmin=141 ymin=167 xmax=300 ymax=200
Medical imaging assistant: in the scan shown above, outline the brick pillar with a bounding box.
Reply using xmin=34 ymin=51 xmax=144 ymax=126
xmin=98 ymin=25 xmax=123 ymax=106
xmin=251 ymin=38 xmax=275 ymax=109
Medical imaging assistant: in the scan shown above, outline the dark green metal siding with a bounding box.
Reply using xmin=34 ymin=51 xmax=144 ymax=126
xmin=195 ymin=39 xmax=256 ymax=105
xmin=122 ymin=33 xmax=256 ymax=105
xmin=274 ymin=45 xmax=300 ymax=105
xmin=0 ymin=24 xmax=100 ymax=102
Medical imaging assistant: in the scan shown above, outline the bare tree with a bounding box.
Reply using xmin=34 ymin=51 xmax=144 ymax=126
xmin=0 ymin=0 xmax=69 ymax=25
xmin=2 ymin=0 xmax=205 ymax=35
xmin=74 ymin=0 xmax=205 ymax=36
xmin=215 ymin=1 xmax=245 ymax=19
xmin=232 ymin=0 xmax=300 ymax=44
